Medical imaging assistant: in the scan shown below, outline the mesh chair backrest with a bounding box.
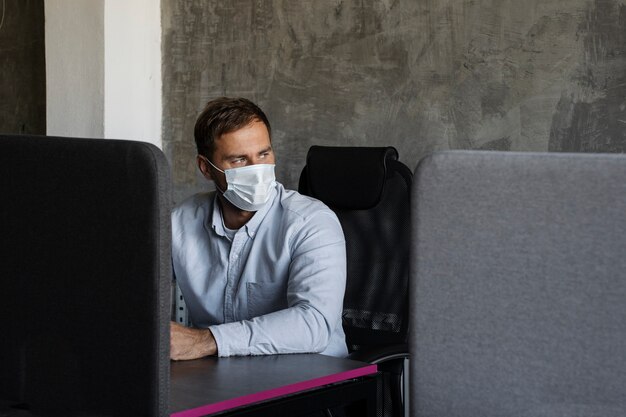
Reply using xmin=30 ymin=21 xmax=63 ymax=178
xmin=299 ymin=146 xmax=412 ymax=351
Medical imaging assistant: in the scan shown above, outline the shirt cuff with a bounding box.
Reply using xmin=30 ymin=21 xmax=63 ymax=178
xmin=208 ymin=324 xmax=229 ymax=357
xmin=208 ymin=322 xmax=250 ymax=357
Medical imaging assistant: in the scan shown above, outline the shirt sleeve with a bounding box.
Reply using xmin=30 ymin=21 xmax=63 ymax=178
xmin=208 ymin=210 xmax=347 ymax=357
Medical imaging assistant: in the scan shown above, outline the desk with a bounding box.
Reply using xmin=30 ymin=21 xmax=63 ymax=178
xmin=170 ymin=354 xmax=378 ymax=417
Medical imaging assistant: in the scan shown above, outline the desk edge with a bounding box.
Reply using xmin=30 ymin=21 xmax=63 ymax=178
xmin=170 ymin=363 xmax=378 ymax=417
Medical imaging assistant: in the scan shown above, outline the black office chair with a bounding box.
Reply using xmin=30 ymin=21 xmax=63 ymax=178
xmin=299 ymin=146 xmax=412 ymax=417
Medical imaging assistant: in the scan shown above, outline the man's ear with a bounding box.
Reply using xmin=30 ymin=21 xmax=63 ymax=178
xmin=197 ymin=155 xmax=213 ymax=180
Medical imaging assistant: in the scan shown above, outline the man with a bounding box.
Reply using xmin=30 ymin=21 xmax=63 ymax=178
xmin=170 ymin=97 xmax=348 ymax=359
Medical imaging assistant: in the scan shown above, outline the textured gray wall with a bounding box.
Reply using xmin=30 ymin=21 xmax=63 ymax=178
xmin=0 ymin=0 xmax=45 ymax=135
xmin=162 ymin=0 xmax=626 ymax=204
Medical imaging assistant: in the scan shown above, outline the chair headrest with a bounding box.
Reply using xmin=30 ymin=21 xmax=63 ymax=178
xmin=303 ymin=146 xmax=399 ymax=209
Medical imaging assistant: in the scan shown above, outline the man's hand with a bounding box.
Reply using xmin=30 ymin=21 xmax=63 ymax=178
xmin=170 ymin=321 xmax=217 ymax=360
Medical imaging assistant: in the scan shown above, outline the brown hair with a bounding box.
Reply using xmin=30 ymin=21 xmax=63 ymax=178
xmin=194 ymin=97 xmax=271 ymax=159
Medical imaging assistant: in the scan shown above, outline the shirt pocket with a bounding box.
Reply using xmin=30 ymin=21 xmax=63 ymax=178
xmin=246 ymin=281 xmax=288 ymax=318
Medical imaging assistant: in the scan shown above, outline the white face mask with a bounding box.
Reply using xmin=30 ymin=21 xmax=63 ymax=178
xmin=205 ymin=158 xmax=276 ymax=212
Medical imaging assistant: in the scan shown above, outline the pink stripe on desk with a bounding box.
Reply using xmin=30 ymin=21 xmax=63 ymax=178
xmin=171 ymin=363 xmax=377 ymax=417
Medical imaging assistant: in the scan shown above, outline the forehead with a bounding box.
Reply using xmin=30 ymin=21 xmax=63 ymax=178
xmin=213 ymin=121 xmax=271 ymax=158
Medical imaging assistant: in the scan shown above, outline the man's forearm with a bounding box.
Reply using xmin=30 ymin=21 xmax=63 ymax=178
xmin=170 ymin=321 xmax=217 ymax=360
xmin=208 ymin=304 xmax=335 ymax=357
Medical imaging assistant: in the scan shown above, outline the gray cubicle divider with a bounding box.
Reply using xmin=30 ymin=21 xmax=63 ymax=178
xmin=0 ymin=135 xmax=172 ymax=417
xmin=410 ymin=151 xmax=626 ymax=417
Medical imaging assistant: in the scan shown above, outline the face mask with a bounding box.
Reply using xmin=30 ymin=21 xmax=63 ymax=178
xmin=205 ymin=159 xmax=276 ymax=212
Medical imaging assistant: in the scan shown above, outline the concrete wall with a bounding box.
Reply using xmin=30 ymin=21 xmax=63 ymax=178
xmin=162 ymin=0 xmax=626 ymax=204
xmin=0 ymin=0 xmax=46 ymax=135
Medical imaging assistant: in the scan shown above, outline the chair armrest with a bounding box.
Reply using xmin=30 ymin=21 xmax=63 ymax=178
xmin=347 ymin=344 xmax=409 ymax=364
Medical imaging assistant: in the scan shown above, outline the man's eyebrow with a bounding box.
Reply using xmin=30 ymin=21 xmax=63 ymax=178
xmin=221 ymin=152 xmax=247 ymax=160
xmin=221 ymin=147 xmax=272 ymax=161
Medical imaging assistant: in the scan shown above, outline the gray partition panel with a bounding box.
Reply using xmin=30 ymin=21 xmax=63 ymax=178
xmin=410 ymin=151 xmax=626 ymax=417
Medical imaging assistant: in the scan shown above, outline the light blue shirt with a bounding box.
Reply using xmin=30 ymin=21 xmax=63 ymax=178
xmin=171 ymin=182 xmax=348 ymax=357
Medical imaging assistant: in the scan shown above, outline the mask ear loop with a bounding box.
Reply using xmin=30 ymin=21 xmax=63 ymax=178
xmin=199 ymin=155 xmax=227 ymax=194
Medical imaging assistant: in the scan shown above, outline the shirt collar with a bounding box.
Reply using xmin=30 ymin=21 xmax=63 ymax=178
xmin=209 ymin=184 xmax=279 ymax=239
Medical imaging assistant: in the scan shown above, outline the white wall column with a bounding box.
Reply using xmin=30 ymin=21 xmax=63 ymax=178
xmin=45 ymin=0 xmax=162 ymax=148
xmin=104 ymin=0 xmax=162 ymax=147
xmin=45 ymin=0 xmax=105 ymax=138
